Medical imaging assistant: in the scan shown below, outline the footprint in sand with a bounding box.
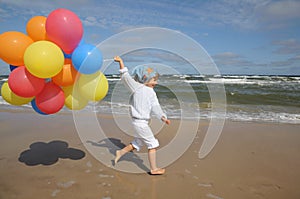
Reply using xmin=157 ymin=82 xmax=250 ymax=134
xmin=85 ymin=161 xmax=93 ymax=173
xmin=198 ymin=182 xmax=213 ymax=188
xmin=51 ymin=189 xmax=60 ymax=197
xmin=51 ymin=180 xmax=75 ymax=197
xmin=234 ymin=176 xmax=281 ymax=198
xmin=86 ymin=161 xmax=93 ymax=168
xmin=206 ymin=193 xmax=223 ymax=199
xmin=57 ymin=180 xmax=76 ymax=188
xmin=99 ymin=174 xmax=114 ymax=178
xmin=101 ymin=182 xmax=112 ymax=187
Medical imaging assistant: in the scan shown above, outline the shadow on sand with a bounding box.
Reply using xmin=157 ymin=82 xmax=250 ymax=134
xmin=87 ymin=138 xmax=149 ymax=172
xmin=19 ymin=140 xmax=85 ymax=166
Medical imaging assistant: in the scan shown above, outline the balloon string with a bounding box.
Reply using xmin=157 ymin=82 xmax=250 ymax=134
xmin=103 ymin=58 xmax=114 ymax=62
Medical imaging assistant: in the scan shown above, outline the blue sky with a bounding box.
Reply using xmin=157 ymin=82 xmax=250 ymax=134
xmin=0 ymin=0 xmax=300 ymax=75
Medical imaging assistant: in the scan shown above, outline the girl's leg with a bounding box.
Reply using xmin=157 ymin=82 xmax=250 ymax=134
xmin=114 ymin=143 xmax=135 ymax=164
xmin=148 ymin=148 xmax=165 ymax=175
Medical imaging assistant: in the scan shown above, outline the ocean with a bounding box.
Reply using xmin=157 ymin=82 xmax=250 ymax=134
xmin=1 ymin=74 xmax=300 ymax=124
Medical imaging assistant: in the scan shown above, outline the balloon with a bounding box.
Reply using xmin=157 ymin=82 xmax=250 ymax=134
xmin=72 ymin=43 xmax=103 ymax=74
xmin=63 ymin=51 xmax=72 ymax=59
xmin=35 ymin=82 xmax=65 ymax=114
xmin=9 ymin=65 xmax=18 ymax=72
xmin=8 ymin=66 xmax=45 ymax=97
xmin=46 ymin=8 xmax=83 ymax=54
xmin=62 ymin=85 xmax=88 ymax=110
xmin=24 ymin=41 xmax=64 ymax=78
xmin=52 ymin=59 xmax=78 ymax=87
xmin=78 ymin=71 xmax=108 ymax=101
xmin=0 ymin=31 xmax=33 ymax=66
xmin=26 ymin=16 xmax=47 ymax=41
xmin=1 ymin=82 xmax=33 ymax=105
xmin=31 ymin=99 xmax=47 ymax=115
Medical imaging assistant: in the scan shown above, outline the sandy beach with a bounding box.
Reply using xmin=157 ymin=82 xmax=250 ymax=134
xmin=0 ymin=110 xmax=300 ymax=199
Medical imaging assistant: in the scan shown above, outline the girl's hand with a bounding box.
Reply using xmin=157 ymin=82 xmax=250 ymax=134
xmin=165 ymin=119 xmax=171 ymax=125
xmin=114 ymin=56 xmax=125 ymax=69
xmin=114 ymin=56 xmax=122 ymax=62
xmin=162 ymin=117 xmax=171 ymax=125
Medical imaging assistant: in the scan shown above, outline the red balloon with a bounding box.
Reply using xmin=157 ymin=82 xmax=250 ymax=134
xmin=35 ymin=82 xmax=65 ymax=114
xmin=46 ymin=8 xmax=83 ymax=54
xmin=8 ymin=66 xmax=45 ymax=97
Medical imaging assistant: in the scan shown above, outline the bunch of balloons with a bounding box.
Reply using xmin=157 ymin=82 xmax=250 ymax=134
xmin=0 ymin=8 xmax=108 ymax=115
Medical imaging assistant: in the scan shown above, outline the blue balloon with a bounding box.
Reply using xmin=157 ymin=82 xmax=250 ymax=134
xmin=31 ymin=99 xmax=47 ymax=115
xmin=78 ymin=38 xmax=85 ymax=46
xmin=72 ymin=43 xmax=103 ymax=74
xmin=63 ymin=51 xmax=72 ymax=59
xmin=9 ymin=65 xmax=18 ymax=72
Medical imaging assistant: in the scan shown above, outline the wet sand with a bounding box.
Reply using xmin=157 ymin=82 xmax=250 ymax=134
xmin=0 ymin=110 xmax=300 ymax=199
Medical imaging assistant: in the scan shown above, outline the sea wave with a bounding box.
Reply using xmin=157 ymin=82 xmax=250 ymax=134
xmin=1 ymin=74 xmax=299 ymax=124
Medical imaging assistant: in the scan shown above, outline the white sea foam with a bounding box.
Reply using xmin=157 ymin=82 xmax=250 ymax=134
xmin=106 ymin=78 xmax=120 ymax=81
xmin=1 ymin=74 xmax=299 ymax=124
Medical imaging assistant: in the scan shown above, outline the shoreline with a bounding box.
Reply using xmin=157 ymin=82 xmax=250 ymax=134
xmin=0 ymin=110 xmax=300 ymax=198
xmin=1 ymin=107 xmax=300 ymax=125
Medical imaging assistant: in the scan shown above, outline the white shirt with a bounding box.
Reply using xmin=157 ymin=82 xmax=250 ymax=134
xmin=120 ymin=67 xmax=167 ymax=120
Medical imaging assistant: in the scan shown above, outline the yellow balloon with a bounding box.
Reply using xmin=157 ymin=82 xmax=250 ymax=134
xmin=1 ymin=82 xmax=33 ymax=105
xmin=24 ymin=41 xmax=64 ymax=78
xmin=78 ymin=71 xmax=109 ymax=101
xmin=62 ymin=85 xmax=88 ymax=110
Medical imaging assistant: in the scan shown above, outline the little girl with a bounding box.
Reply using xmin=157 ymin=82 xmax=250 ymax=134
xmin=113 ymin=56 xmax=170 ymax=175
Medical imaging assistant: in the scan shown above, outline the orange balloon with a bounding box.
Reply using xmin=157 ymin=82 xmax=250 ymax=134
xmin=26 ymin=16 xmax=47 ymax=41
xmin=52 ymin=58 xmax=78 ymax=86
xmin=0 ymin=31 xmax=33 ymax=66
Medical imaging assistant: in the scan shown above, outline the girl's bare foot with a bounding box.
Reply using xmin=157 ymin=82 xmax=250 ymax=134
xmin=114 ymin=144 xmax=135 ymax=165
xmin=150 ymin=168 xmax=165 ymax=175
xmin=114 ymin=150 xmax=122 ymax=164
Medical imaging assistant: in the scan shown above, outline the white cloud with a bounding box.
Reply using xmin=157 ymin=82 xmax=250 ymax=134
xmin=213 ymin=52 xmax=242 ymax=59
xmin=270 ymin=54 xmax=300 ymax=68
xmin=211 ymin=50 xmax=300 ymax=75
xmin=272 ymin=39 xmax=300 ymax=55
xmin=0 ymin=7 xmax=10 ymax=21
xmin=257 ymin=0 xmax=300 ymax=29
xmin=188 ymin=0 xmax=271 ymax=29
xmin=212 ymin=52 xmax=253 ymax=66
xmin=0 ymin=0 xmax=94 ymax=10
xmin=1 ymin=0 xmax=298 ymax=32
xmin=179 ymin=0 xmax=300 ymax=30
xmin=82 ymin=16 xmax=107 ymax=28
xmin=264 ymin=0 xmax=300 ymax=19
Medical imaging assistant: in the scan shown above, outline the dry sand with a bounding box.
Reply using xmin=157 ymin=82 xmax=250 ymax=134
xmin=0 ymin=110 xmax=300 ymax=199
